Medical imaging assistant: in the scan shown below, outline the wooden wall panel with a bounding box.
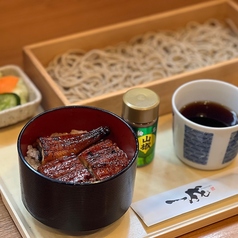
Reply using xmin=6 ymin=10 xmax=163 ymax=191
xmin=1 ymin=0 xmax=214 ymax=67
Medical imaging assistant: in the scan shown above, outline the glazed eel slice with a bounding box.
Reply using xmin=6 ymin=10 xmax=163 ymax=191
xmin=38 ymin=154 xmax=96 ymax=183
xmin=36 ymin=126 xmax=110 ymax=164
xmin=78 ymin=139 xmax=129 ymax=181
xmin=38 ymin=139 xmax=129 ymax=183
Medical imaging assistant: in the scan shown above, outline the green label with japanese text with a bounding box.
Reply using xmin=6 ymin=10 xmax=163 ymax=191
xmin=132 ymin=121 xmax=158 ymax=167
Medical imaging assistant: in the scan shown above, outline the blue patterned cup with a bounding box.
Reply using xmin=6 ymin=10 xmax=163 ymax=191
xmin=172 ymin=79 xmax=238 ymax=170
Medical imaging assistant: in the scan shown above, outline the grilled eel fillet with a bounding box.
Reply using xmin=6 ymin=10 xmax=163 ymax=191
xmin=36 ymin=126 xmax=110 ymax=164
xmin=78 ymin=139 xmax=129 ymax=181
xmin=38 ymin=155 xmax=96 ymax=183
xmin=38 ymin=139 xmax=129 ymax=183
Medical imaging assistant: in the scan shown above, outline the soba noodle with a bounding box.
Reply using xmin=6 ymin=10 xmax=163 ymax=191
xmin=46 ymin=18 xmax=238 ymax=103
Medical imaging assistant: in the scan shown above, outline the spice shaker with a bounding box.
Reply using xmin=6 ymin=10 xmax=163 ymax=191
xmin=122 ymin=88 xmax=160 ymax=166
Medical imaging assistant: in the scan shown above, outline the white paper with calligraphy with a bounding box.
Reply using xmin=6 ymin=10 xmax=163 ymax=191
xmin=131 ymin=168 xmax=238 ymax=227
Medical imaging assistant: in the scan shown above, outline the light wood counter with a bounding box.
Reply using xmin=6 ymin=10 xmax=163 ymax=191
xmin=0 ymin=1 xmax=238 ymax=237
xmin=0 ymin=114 xmax=237 ymax=237
xmin=1 ymin=198 xmax=238 ymax=238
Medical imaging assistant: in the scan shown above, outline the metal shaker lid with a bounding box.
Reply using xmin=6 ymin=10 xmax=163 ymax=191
xmin=122 ymin=88 xmax=160 ymax=124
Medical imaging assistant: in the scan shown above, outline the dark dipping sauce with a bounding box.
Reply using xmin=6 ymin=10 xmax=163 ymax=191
xmin=180 ymin=101 xmax=238 ymax=127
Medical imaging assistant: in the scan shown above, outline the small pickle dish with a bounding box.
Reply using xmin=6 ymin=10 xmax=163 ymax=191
xmin=17 ymin=106 xmax=138 ymax=233
xmin=0 ymin=65 xmax=41 ymax=128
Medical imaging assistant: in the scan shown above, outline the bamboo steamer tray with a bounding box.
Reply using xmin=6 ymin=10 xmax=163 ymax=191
xmin=23 ymin=0 xmax=238 ymax=116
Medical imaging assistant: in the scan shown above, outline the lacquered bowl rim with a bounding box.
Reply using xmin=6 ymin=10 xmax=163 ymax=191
xmin=17 ymin=105 xmax=139 ymax=186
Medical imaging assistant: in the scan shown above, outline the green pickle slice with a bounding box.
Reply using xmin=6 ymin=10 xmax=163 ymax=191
xmin=0 ymin=93 xmax=21 ymax=111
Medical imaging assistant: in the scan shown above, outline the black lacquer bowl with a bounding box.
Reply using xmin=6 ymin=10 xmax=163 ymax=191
xmin=17 ymin=106 xmax=138 ymax=233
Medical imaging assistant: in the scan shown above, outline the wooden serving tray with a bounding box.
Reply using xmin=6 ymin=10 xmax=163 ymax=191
xmin=23 ymin=0 xmax=238 ymax=116
xmin=0 ymin=114 xmax=237 ymax=238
